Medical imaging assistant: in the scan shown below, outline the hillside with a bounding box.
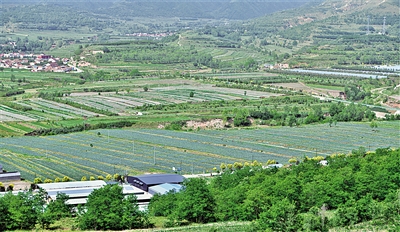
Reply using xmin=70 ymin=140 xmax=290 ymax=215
xmin=205 ymin=0 xmax=400 ymax=67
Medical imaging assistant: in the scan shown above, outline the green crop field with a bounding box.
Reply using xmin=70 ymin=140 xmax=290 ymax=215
xmin=0 ymin=121 xmax=398 ymax=181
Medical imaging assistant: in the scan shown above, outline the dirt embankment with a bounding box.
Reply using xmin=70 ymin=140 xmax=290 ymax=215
xmin=185 ymin=119 xmax=225 ymax=130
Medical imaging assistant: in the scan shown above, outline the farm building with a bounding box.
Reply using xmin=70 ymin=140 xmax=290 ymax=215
xmin=266 ymin=164 xmax=284 ymax=169
xmin=37 ymin=180 xmax=151 ymax=209
xmin=127 ymin=173 xmax=185 ymax=192
xmin=0 ymin=172 xmax=21 ymax=182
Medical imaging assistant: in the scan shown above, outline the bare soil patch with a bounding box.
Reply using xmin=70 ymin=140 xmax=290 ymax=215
xmin=185 ymin=119 xmax=224 ymax=130
xmin=1 ymin=180 xmax=31 ymax=191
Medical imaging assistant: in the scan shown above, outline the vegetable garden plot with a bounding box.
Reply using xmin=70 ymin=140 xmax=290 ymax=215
xmin=0 ymin=122 xmax=398 ymax=181
xmin=199 ymin=122 xmax=400 ymax=155
xmin=63 ymin=96 xmax=119 ymax=112
xmin=30 ymin=99 xmax=98 ymax=117
xmin=0 ymin=105 xmax=39 ymax=121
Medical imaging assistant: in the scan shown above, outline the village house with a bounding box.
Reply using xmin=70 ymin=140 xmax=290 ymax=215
xmin=274 ymin=63 xmax=290 ymax=69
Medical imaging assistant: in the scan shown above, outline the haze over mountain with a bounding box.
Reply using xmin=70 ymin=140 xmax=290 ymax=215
xmin=1 ymin=0 xmax=321 ymax=20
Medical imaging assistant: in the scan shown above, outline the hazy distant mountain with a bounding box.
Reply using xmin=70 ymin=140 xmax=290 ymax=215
xmin=1 ymin=0 xmax=319 ymax=20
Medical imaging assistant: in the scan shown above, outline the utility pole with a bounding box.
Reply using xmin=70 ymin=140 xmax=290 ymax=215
xmin=382 ymin=16 xmax=386 ymax=35
xmin=153 ymin=147 xmax=156 ymax=165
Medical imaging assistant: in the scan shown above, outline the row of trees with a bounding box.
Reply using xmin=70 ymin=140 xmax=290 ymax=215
xmin=149 ymin=147 xmax=400 ymax=231
xmin=32 ymin=174 xmax=122 ymax=184
xmin=230 ymin=101 xmax=376 ymax=127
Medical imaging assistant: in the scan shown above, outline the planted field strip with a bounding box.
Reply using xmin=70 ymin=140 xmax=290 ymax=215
xmin=0 ymin=122 xmax=397 ymax=181
xmin=29 ymin=99 xmax=99 ymax=117
xmin=63 ymin=96 xmax=118 ymax=112
xmin=155 ymin=89 xmax=240 ymax=102
xmin=0 ymin=105 xmax=38 ymax=121
xmin=153 ymin=84 xmax=281 ymax=99
xmin=17 ymin=101 xmax=75 ymax=119
xmin=116 ymin=95 xmax=163 ymax=105
xmin=60 ymin=84 xmax=281 ymax=114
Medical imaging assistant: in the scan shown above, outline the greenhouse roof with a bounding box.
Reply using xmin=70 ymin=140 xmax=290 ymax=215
xmin=37 ymin=180 xmax=106 ymax=191
xmin=148 ymin=183 xmax=183 ymax=195
xmin=132 ymin=174 xmax=184 ymax=185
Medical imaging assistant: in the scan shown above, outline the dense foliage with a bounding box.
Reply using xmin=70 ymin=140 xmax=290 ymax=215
xmin=0 ymin=190 xmax=72 ymax=230
xmin=149 ymin=148 xmax=400 ymax=230
xmin=78 ymin=184 xmax=151 ymax=230
xmin=24 ymin=120 xmax=135 ymax=136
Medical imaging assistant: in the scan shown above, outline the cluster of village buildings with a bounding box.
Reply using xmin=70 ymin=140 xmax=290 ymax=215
xmin=0 ymin=53 xmax=75 ymax=72
xmin=125 ymin=32 xmax=174 ymax=38
xmin=263 ymin=63 xmax=290 ymax=70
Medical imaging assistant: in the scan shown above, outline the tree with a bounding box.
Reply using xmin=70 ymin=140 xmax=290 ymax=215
xmin=233 ymin=162 xmax=243 ymax=170
xmin=103 ymin=46 xmax=110 ymax=53
xmin=45 ymin=193 xmax=72 ymax=220
xmin=37 ymin=191 xmax=71 ymax=229
xmin=257 ymin=198 xmax=299 ymax=231
xmin=220 ymin=163 xmax=226 ymax=171
xmin=286 ymin=115 xmax=296 ymax=127
xmin=189 ymin=91 xmax=195 ymax=97
xmin=79 ymin=184 xmax=151 ymax=230
xmin=62 ymin=176 xmax=70 ymax=182
xmin=81 ymin=176 xmax=87 ymax=181
xmin=143 ymin=86 xmax=149 ymax=92
xmin=148 ymin=190 xmax=178 ymax=217
xmin=174 ymin=178 xmax=216 ymax=223
xmin=370 ymin=120 xmax=378 ymax=131
xmin=234 ymin=108 xmax=251 ymax=127
xmin=2 ymin=190 xmax=45 ymax=230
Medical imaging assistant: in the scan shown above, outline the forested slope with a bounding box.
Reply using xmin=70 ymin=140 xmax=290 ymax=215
xmin=150 ymin=147 xmax=400 ymax=231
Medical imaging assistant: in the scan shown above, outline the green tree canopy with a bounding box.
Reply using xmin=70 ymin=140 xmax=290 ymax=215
xmin=175 ymin=178 xmax=216 ymax=223
xmin=78 ymin=184 xmax=151 ymax=230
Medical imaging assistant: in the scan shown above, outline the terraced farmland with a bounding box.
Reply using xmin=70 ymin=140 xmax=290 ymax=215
xmin=0 ymin=104 xmax=42 ymax=121
xmin=17 ymin=98 xmax=100 ymax=118
xmin=0 ymin=121 xmax=398 ymax=181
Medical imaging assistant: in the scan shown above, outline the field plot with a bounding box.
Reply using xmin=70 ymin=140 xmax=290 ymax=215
xmin=0 ymin=104 xmax=42 ymax=121
xmin=269 ymin=82 xmax=342 ymax=97
xmin=62 ymin=84 xmax=281 ymax=114
xmin=16 ymin=99 xmax=100 ymax=119
xmin=198 ymin=72 xmax=279 ymax=80
xmin=0 ymin=121 xmax=398 ymax=181
xmin=151 ymin=84 xmax=281 ymax=99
